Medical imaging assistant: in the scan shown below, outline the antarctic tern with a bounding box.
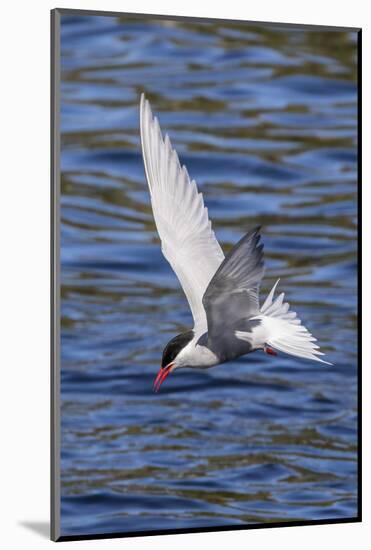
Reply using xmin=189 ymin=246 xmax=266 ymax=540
xmin=139 ymin=94 xmax=331 ymax=392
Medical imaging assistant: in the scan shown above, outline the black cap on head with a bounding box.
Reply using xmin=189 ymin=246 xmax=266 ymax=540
xmin=161 ymin=330 xmax=194 ymax=368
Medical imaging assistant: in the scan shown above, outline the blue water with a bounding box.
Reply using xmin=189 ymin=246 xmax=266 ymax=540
xmin=59 ymin=13 xmax=358 ymax=537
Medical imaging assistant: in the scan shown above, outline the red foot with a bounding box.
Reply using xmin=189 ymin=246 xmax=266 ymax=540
xmin=264 ymin=346 xmax=277 ymax=356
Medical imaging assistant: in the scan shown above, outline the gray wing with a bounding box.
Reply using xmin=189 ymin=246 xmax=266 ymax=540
xmin=202 ymin=226 xmax=265 ymax=339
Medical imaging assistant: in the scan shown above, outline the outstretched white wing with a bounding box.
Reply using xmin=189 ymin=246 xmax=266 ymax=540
xmin=140 ymin=94 xmax=224 ymax=336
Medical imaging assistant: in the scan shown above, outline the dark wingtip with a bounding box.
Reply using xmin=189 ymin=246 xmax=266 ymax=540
xmin=244 ymin=225 xmax=263 ymax=241
xmin=250 ymin=225 xmax=263 ymax=238
xmin=234 ymin=225 xmax=263 ymax=251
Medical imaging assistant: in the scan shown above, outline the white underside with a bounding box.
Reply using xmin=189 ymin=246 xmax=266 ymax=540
xmin=175 ymin=338 xmax=219 ymax=369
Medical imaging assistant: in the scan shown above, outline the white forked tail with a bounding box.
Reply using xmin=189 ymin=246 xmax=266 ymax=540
xmin=258 ymin=279 xmax=332 ymax=364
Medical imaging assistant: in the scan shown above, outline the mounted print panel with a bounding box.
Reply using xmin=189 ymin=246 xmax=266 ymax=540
xmin=51 ymin=8 xmax=361 ymax=542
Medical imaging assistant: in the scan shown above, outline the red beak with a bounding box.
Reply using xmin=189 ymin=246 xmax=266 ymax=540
xmin=153 ymin=363 xmax=174 ymax=392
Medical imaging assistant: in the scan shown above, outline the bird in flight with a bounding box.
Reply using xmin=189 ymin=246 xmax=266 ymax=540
xmin=139 ymin=94 xmax=331 ymax=392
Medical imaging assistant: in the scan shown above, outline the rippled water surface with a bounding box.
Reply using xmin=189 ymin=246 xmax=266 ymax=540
xmin=59 ymin=13 xmax=359 ymax=537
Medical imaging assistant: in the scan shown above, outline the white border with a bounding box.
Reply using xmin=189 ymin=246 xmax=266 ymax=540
xmin=1 ymin=1 xmax=367 ymax=548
